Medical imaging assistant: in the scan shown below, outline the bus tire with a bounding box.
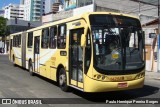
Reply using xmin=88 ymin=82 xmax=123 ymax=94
xmin=59 ymin=68 xmax=69 ymax=92
xmin=29 ymin=61 xmax=34 ymax=76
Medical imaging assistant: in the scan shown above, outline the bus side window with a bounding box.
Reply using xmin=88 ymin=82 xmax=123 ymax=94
xmin=42 ymin=28 xmax=49 ymax=48
xmin=49 ymin=26 xmax=57 ymax=49
xmin=85 ymin=31 xmax=91 ymax=74
xmin=13 ymin=36 xmax=15 ymax=47
xmin=16 ymin=35 xmax=18 ymax=47
xmin=57 ymin=24 xmax=66 ymax=49
xmin=18 ymin=34 xmax=21 ymax=47
xmin=27 ymin=32 xmax=33 ymax=48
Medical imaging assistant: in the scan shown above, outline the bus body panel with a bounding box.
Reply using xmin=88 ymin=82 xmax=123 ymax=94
xmin=21 ymin=32 xmax=27 ymax=68
xmin=84 ymin=75 xmax=144 ymax=92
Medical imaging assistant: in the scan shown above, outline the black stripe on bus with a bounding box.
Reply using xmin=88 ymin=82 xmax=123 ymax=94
xmin=40 ymin=64 xmax=46 ymax=66
xmin=50 ymin=66 xmax=57 ymax=69
xmin=15 ymin=57 xmax=21 ymax=59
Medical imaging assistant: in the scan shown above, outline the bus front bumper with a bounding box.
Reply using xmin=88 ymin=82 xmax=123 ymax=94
xmin=84 ymin=76 xmax=144 ymax=92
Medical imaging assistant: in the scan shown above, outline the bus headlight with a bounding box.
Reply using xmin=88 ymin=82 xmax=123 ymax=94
xmin=93 ymin=74 xmax=106 ymax=80
xmin=97 ymin=75 xmax=101 ymax=79
xmin=102 ymin=76 xmax=106 ymax=80
xmin=135 ymin=72 xmax=145 ymax=79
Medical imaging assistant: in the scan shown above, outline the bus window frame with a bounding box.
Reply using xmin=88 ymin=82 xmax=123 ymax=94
xmin=84 ymin=28 xmax=92 ymax=74
xmin=27 ymin=32 xmax=33 ymax=48
xmin=41 ymin=27 xmax=49 ymax=49
xmin=16 ymin=35 xmax=19 ymax=47
xmin=49 ymin=26 xmax=57 ymax=49
xmin=18 ymin=34 xmax=21 ymax=47
xmin=57 ymin=24 xmax=67 ymax=49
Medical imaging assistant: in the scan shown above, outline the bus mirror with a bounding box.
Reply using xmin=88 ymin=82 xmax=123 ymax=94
xmin=149 ymin=33 xmax=156 ymax=38
xmin=81 ymin=34 xmax=86 ymax=47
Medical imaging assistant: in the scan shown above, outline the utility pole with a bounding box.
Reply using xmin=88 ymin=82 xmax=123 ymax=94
xmin=158 ymin=0 xmax=160 ymax=72
xmin=139 ymin=2 xmax=141 ymax=21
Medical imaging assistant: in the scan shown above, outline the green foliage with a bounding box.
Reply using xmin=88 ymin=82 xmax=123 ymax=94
xmin=0 ymin=17 xmax=7 ymax=37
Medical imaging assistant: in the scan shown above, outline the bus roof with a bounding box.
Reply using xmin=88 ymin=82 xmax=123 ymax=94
xmin=11 ymin=12 xmax=139 ymax=34
xmin=27 ymin=12 xmax=139 ymax=32
xmin=10 ymin=31 xmax=24 ymax=36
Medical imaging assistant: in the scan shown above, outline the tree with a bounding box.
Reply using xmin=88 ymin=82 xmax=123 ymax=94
xmin=0 ymin=17 xmax=7 ymax=37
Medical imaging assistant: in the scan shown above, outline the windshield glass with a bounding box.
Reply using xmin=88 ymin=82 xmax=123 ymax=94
xmin=90 ymin=15 xmax=145 ymax=74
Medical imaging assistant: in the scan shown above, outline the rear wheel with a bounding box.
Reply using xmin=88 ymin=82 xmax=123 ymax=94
xmin=59 ymin=68 xmax=69 ymax=92
xmin=29 ymin=61 xmax=34 ymax=76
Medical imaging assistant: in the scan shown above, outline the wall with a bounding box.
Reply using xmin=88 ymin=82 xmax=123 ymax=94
xmin=73 ymin=4 xmax=94 ymax=16
xmin=143 ymin=28 xmax=158 ymax=72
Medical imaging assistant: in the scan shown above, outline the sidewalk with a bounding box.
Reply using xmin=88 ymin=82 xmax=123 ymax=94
xmin=145 ymin=71 xmax=160 ymax=80
xmin=0 ymin=53 xmax=9 ymax=55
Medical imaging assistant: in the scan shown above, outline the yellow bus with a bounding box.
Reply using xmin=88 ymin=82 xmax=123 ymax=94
xmin=9 ymin=12 xmax=145 ymax=92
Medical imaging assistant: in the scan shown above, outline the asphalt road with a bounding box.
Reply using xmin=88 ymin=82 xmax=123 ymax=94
xmin=0 ymin=55 xmax=159 ymax=107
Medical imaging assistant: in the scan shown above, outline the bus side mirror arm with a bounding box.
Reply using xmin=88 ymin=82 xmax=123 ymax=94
xmin=81 ymin=34 xmax=86 ymax=47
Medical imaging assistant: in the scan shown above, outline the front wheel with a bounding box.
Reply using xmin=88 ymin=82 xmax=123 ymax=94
xmin=59 ymin=68 xmax=69 ymax=92
xmin=29 ymin=61 xmax=34 ymax=76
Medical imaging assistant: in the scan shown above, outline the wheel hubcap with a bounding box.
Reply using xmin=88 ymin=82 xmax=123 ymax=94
xmin=59 ymin=74 xmax=66 ymax=86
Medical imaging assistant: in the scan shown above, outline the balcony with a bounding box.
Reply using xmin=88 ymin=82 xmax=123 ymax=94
xmin=32 ymin=14 xmax=40 ymax=17
xmin=33 ymin=2 xmax=41 ymax=6
xmin=34 ymin=0 xmax=41 ymax=1
xmin=33 ymin=7 xmax=41 ymax=10
xmin=33 ymin=10 xmax=41 ymax=14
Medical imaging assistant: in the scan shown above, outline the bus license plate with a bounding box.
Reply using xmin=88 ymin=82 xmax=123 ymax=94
xmin=118 ymin=82 xmax=127 ymax=88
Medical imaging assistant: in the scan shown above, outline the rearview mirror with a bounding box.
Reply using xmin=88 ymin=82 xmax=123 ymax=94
xmin=149 ymin=33 xmax=156 ymax=38
xmin=81 ymin=34 xmax=86 ymax=47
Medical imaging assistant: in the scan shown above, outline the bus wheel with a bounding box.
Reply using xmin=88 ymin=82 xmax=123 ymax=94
xmin=59 ymin=68 xmax=69 ymax=92
xmin=29 ymin=61 xmax=34 ymax=76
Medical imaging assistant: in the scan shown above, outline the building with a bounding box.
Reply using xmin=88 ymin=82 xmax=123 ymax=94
xmin=7 ymin=19 xmax=42 ymax=34
xmin=4 ymin=4 xmax=24 ymax=20
xmin=24 ymin=0 xmax=45 ymax=21
xmin=20 ymin=0 xmax=25 ymax=5
xmin=42 ymin=0 xmax=157 ymax=24
xmin=0 ymin=9 xmax=4 ymax=17
xmin=1 ymin=18 xmax=42 ymax=54
xmin=45 ymin=0 xmax=55 ymax=14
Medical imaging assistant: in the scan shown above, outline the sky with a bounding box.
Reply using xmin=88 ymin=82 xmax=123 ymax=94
xmin=0 ymin=0 xmax=20 ymax=9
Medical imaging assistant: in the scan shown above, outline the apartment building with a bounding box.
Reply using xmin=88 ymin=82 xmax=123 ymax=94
xmin=45 ymin=0 xmax=55 ymax=14
xmin=4 ymin=4 xmax=24 ymax=20
xmin=24 ymin=0 xmax=45 ymax=21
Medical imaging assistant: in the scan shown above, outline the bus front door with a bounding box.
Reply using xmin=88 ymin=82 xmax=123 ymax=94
xmin=69 ymin=28 xmax=84 ymax=89
xmin=34 ymin=36 xmax=40 ymax=73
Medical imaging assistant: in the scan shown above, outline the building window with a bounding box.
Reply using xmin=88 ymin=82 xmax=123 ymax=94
xmin=49 ymin=26 xmax=57 ymax=49
xmin=28 ymin=32 xmax=33 ymax=48
xmin=42 ymin=28 xmax=49 ymax=48
xmin=57 ymin=24 xmax=66 ymax=49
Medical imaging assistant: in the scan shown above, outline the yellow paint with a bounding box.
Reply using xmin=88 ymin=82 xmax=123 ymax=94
xmin=8 ymin=12 xmax=144 ymax=92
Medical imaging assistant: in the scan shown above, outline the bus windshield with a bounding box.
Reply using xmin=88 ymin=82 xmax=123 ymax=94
xmin=89 ymin=14 xmax=145 ymax=75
